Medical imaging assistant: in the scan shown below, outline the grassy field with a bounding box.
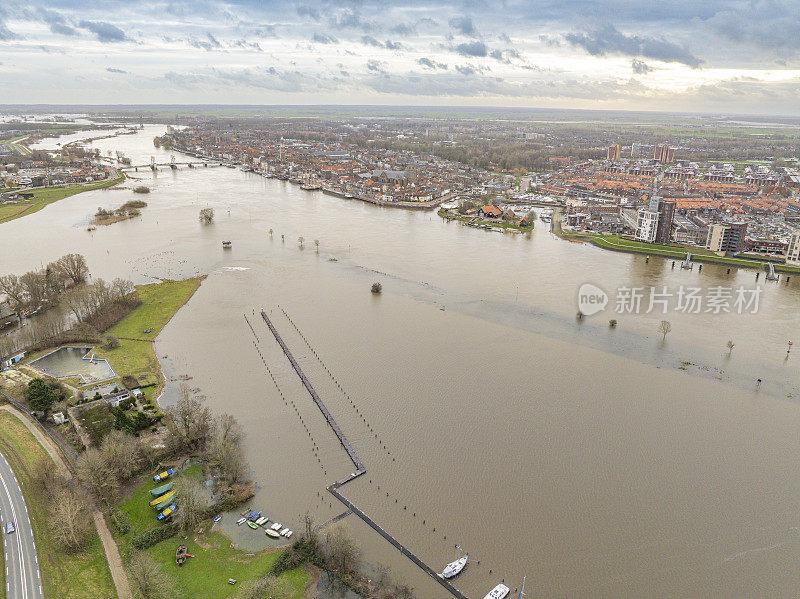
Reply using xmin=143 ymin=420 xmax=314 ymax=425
xmin=564 ymin=232 xmax=800 ymax=274
xmin=0 ymin=412 xmax=117 ymax=599
xmin=0 ymin=175 xmax=125 ymax=224
xmin=96 ymin=277 xmax=203 ymax=384
xmin=115 ymin=470 xmax=308 ymax=598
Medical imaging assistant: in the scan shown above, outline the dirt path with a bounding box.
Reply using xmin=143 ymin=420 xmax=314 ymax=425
xmin=0 ymin=404 xmax=134 ymax=599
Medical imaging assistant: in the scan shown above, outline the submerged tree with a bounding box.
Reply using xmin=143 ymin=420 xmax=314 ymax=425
xmin=371 ymin=282 xmax=382 ymax=294
xmin=726 ymin=340 xmax=735 ymax=355
xmin=658 ymin=320 xmax=672 ymax=341
xmin=199 ymin=207 xmax=215 ymax=224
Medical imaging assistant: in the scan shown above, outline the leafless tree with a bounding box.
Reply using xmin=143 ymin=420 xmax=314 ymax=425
xmin=658 ymin=320 xmax=672 ymax=341
xmin=76 ymin=447 xmax=121 ymax=505
xmin=127 ymin=552 xmax=176 ymax=599
xmin=102 ymin=429 xmax=144 ymax=481
xmin=199 ymin=207 xmax=214 ymax=224
xmin=57 ymin=253 xmax=89 ymax=284
xmin=324 ymin=525 xmax=361 ymax=587
xmin=20 ymin=270 xmax=48 ymax=312
xmin=50 ymin=486 xmax=92 ymax=550
xmin=0 ymin=274 xmax=25 ymax=312
xmin=172 ymin=477 xmax=210 ymax=533
xmin=163 ymin=385 xmax=214 ymax=453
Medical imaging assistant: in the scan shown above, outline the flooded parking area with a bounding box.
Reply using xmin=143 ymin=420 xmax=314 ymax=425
xmin=28 ymin=346 xmax=115 ymax=382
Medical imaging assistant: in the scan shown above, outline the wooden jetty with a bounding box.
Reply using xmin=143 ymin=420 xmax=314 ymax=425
xmin=258 ymin=310 xmax=469 ymax=599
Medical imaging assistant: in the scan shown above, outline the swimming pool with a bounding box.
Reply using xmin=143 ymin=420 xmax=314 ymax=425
xmin=29 ymin=346 xmax=116 ymax=383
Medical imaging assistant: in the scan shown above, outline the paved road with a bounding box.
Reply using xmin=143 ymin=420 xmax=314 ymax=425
xmin=0 ymin=452 xmax=43 ymax=599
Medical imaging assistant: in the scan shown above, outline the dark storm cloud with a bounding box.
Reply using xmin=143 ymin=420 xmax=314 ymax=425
xmin=78 ymin=20 xmax=129 ymax=42
xmin=705 ymin=5 xmax=800 ymax=53
xmin=565 ymin=24 xmax=701 ymax=67
xmin=456 ymin=40 xmax=488 ymax=57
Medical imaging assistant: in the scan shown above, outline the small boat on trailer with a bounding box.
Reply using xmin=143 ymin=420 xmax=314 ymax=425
xmin=153 ymin=468 xmax=174 ymax=482
xmin=150 ymin=482 xmax=173 ymax=497
xmin=157 ymin=503 xmax=177 ymax=521
xmin=149 ymin=490 xmax=176 ymax=508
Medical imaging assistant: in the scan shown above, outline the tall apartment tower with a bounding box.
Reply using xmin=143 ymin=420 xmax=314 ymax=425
xmin=607 ymin=144 xmax=621 ymax=161
xmin=654 ymin=144 xmax=675 ymax=164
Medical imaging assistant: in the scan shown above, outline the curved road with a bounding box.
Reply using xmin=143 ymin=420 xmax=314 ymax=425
xmin=0 ymin=451 xmax=42 ymax=599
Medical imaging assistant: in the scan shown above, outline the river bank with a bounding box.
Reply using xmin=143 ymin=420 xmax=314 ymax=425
xmin=3 ymin=123 xmax=800 ymax=597
xmin=560 ymin=230 xmax=800 ymax=274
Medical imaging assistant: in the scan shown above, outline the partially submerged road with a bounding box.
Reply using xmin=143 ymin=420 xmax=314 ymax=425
xmin=0 ymin=451 xmax=43 ymax=599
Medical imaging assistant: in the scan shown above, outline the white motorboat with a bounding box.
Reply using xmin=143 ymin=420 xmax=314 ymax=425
xmin=483 ymin=584 xmax=509 ymax=599
xmin=441 ymin=554 xmax=468 ymax=579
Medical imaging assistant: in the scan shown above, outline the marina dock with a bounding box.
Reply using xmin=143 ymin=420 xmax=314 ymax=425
xmin=259 ymin=310 xmax=469 ymax=599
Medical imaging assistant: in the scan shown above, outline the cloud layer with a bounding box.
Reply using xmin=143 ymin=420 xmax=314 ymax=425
xmin=0 ymin=1 xmax=798 ymax=113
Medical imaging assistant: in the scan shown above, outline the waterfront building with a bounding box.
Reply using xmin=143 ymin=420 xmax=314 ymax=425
xmin=635 ymin=208 xmax=659 ymax=242
xmin=655 ymin=200 xmax=676 ymax=244
xmin=786 ymin=231 xmax=800 ymax=266
xmin=706 ymin=222 xmax=748 ymax=255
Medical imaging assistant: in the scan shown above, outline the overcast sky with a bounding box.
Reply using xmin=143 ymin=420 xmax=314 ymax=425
xmin=1 ymin=0 xmax=799 ymax=114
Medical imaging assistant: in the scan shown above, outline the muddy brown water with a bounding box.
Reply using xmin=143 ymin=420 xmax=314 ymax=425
xmin=1 ymin=125 xmax=798 ymax=597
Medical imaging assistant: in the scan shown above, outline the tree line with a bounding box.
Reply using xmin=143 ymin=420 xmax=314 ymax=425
xmin=0 ymin=254 xmax=140 ymax=360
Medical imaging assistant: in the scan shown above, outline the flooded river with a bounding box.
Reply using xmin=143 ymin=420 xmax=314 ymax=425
xmin=3 ymin=125 xmax=800 ymax=597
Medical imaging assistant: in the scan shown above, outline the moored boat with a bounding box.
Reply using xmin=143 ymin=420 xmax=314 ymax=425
xmin=441 ymin=554 xmax=468 ymax=579
xmin=483 ymin=584 xmax=509 ymax=599
xmin=265 ymin=529 xmax=280 ymax=538
xmin=247 ymin=521 xmax=259 ymax=530
xmin=270 ymin=522 xmax=282 ymax=531
xmin=255 ymin=516 xmax=268 ymax=526
xmin=236 ymin=517 xmax=246 ymax=525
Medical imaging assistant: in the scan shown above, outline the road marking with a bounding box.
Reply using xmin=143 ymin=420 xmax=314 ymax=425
xmin=0 ymin=461 xmax=28 ymax=599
